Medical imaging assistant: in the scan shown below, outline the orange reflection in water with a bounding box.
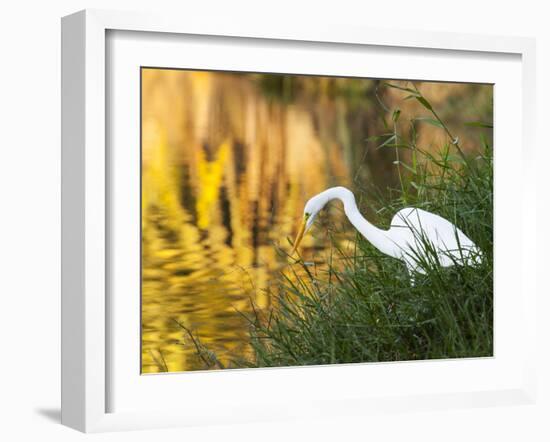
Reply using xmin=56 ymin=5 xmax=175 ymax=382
xmin=141 ymin=69 xmax=492 ymax=373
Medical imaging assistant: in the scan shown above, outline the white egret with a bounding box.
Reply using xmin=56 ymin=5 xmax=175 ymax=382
xmin=290 ymin=187 xmax=482 ymax=280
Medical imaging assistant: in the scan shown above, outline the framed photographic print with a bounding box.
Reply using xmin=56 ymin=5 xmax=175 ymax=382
xmin=61 ymin=9 xmax=537 ymax=432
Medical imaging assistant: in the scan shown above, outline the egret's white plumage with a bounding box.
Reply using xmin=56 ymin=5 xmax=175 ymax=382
xmin=291 ymin=186 xmax=482 ymax=280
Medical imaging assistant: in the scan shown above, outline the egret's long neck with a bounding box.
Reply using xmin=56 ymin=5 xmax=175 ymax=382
xmin=322 ymin=187 xmax=398 ymax=258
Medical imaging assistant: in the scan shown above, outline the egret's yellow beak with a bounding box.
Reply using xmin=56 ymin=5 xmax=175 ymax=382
xmin=290 ymin=215 xmax=308 ymax=256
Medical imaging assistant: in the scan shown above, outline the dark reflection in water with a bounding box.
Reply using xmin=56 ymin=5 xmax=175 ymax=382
xmin=141 ymin=69 xmax=493 ymax=373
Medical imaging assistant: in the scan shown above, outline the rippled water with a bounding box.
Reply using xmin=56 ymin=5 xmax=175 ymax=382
xmin=140 ymin=69 xmax=491 ymax=373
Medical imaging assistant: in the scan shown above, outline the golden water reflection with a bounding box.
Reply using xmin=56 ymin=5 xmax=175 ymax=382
xmin=141 ymin=69 xmax=492 ymax=373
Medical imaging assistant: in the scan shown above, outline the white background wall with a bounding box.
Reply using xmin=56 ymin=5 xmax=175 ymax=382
xmin=0 ymin=1 xmax=547 ymax=440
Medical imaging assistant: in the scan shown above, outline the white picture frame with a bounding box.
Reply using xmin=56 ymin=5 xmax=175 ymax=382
xmin=61 ymin=9 xmax=537 ymax=433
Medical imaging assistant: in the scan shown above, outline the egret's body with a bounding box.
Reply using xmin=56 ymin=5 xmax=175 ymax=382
xmin=291 ymin=187 xmax=481 ymax=279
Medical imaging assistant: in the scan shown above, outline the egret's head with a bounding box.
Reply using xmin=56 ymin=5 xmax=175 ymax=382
xmin=290 ymin=195 xmax=326 ymax=256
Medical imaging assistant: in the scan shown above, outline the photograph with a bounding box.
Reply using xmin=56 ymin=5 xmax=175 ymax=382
xmin=140 ymin=68 xmax=493 ymax=374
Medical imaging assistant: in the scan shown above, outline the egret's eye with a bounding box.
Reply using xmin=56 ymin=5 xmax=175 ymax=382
xmin=304 ymin=212 xmax=310 ymax=219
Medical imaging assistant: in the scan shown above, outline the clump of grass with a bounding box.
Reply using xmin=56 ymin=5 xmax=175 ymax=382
xmin=243 ymin=84 xmax=493 ymax=368
xmin=174 ymin=319 xmax=226 ymax=370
